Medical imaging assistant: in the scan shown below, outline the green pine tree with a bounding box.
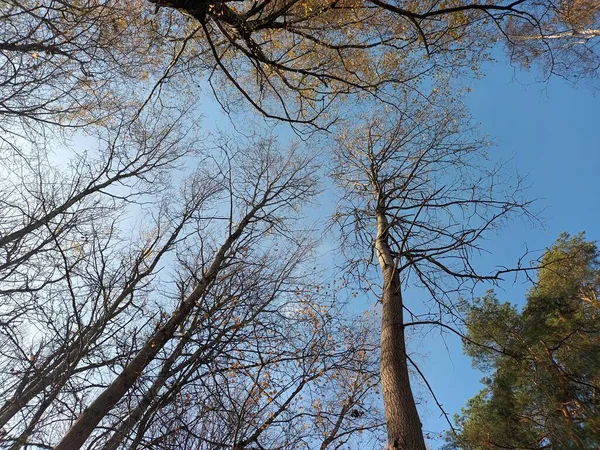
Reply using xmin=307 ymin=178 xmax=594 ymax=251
xmin=447 ymin=233 xmax=600 ymax=450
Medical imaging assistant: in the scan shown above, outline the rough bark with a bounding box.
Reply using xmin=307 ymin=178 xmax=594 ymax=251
xmin=376 ymin=211 xmax=426 ymax=450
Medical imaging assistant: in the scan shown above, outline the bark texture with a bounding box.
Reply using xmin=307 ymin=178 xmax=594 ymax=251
xmin=376 ymin=211 xmax=426 ymax=450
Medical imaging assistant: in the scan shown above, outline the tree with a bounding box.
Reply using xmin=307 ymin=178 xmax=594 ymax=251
xmin=447 ymin=233 xmax=600 ymax=450
xmin=331 ymin=90 xmax=531 ymax=449
xmin=0 ymin=129 xmax=385 ymax=449
xmin=2 ymin=4 xmax=388 ymax=446
xmin=143 ymin=0 xmax=600 ymax=128
xmin=0 ymin=0 xmax=176 ymax=132
xmin=3 ymin=0 xmax=599 ymax=134
xmin=505 ymin=0 xmax=600 ymax=80
xmin=2 ymin=2 xmax=596 ymax=449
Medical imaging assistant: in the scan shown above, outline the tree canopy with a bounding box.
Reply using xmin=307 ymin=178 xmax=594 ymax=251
xmin=447 ymin=233 xmax=600 ymax=449
xmin=145 ymin=0 xmax=600 ymax=126
xmin=1 ymin=1 xmax=600 ymax=449
xmin=5 ymin=0 xmax=599 ymax=132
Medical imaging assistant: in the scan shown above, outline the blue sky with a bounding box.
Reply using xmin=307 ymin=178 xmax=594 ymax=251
xmin=416 ymin=60 xmax=600 ymax=445
xmin=196 ymin=51 xmax=599 ymax=447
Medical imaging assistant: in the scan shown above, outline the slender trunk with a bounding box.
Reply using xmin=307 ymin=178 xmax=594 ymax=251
xmin=376 ymin=211 xmax=426 ymax=450
xmin=102 ymin=314 xmax=208 ymax=450
xmin=102 ymin=365 xmax=172 ymax=450
xmin=0 ymin=222 xmax=181 ymax=428
xmin=54 ymin=207 xmax=258 ymax=450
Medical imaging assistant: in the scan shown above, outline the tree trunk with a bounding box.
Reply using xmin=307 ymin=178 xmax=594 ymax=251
xmin=54 ymin=207 xmax=258 ymax=450
xmin=376 ymin=211 xmax=426 ymax=450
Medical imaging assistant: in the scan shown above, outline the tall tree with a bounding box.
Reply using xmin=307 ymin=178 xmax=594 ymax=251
xmin=144 ymin=0 xmax=600 ymax=127
xmin=3 ymin=2 xmax=596 ymax=449
xmin=0 ymin=131 xmax=385 ymax=449
xmin=332 ymin=90 xmax=531 ymax=449
xmin=1 ymin=4 xmax=388 ymax=447
xmin=447 ymin=233 xmax=600 ymax=450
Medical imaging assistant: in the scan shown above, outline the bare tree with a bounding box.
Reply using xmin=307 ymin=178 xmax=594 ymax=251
xmin=0 ymin=104 xmax=194 ymax=277
xmin=100 ymin=285 xmax=384 ymax=450
xmin=1 ymin=4 xmax=389 ymax=446
xmin=0 ymin=0 xmax=174 ymax=132
xmin=0 ymin=129 xmax=385 ymax=449
xmin=0 ymin=97 xmax=206 ymax=443
xmin=331 ymin=91 xmax=533 ymax=449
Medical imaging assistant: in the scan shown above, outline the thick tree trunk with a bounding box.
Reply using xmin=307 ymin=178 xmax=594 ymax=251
xmin=375 ymin=212 xmax=426 ymax=450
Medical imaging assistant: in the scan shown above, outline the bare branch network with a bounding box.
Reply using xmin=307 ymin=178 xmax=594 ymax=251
xmin=1 ymin=1 xmax=598 ymax=449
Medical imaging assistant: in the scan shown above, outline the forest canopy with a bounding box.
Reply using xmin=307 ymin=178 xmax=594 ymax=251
xmin=1 ymin=1 xmax=599 ymax=449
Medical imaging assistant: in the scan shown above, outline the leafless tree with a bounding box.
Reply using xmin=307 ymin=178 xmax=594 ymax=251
xmin=0 ymin=0 xmax=175 ymax=133
xmin=0 ymin=97 xmax=204 ymax=444
xmin=100 ymin=284 xmax=384 ymax=450
xmin=2 ymin=3 xmax=388 ymax=445
xmin=331 ymin=91 xmax=533 ymax=449
xmin=0 ymin=130 xmax=385 ymax=449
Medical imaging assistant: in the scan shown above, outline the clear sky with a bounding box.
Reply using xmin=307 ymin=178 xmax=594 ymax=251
xmin=416 ymin=58 xmax=600 ymax=446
